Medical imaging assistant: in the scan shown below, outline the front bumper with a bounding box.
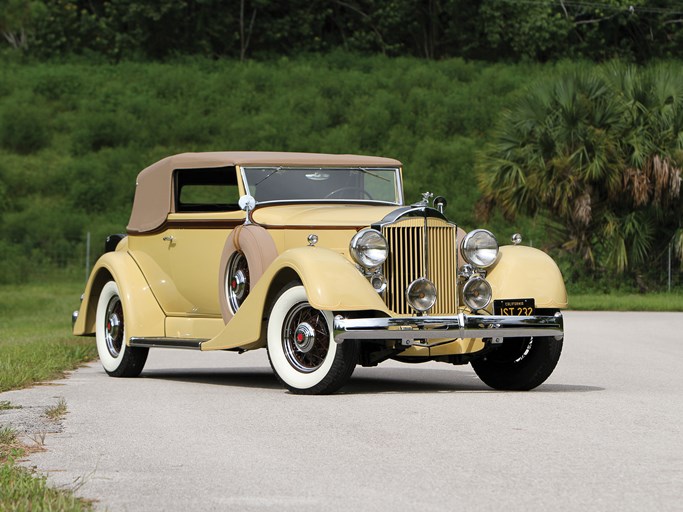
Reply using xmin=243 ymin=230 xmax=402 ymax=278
xmin=333 ymin=312 xmax=563 ymax=346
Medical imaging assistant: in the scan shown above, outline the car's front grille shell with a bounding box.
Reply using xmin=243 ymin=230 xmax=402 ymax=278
xmin=382 ymin=217 xmax=458 ymax=316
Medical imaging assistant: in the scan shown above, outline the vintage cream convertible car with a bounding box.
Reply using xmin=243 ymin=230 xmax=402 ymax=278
xmin=73 ymin=152 xmax=567 ymax=394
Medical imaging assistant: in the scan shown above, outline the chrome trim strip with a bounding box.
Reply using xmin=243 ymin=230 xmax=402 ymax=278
xmin=423 ymin=211 xmax=429 ymax=280
xmin=129 ymin=337 xmax=207 ymax=350
xmin=333 ymin=312 xmax=564 ymax=345
xmin=371 ymin=205 xmax=448 ymax=229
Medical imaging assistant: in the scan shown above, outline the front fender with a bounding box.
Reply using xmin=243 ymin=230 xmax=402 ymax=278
xmin=487 ymin=245 xmax=568 ymax=309
xmin=201 ymin=247 xmax=388 ymax=351
xmin=275 ymin=247 xmax=389 ymax=311
xmin=72 ymin=251 xmax=166 ymax=340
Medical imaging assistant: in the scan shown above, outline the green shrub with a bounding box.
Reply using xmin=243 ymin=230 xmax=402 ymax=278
xmin=65 ymin=148 xmax=140 ymax=214
xmin=71 ymin=111 xmax=136 ymax=154
xmin=32 ymin=70 xmax=84 ymax=101
xmin=0 ymin=99 xmax=51 ymax=154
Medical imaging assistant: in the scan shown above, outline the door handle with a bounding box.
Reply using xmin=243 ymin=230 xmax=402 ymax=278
xmin=163 ymin=236 xmax=175 ymax=242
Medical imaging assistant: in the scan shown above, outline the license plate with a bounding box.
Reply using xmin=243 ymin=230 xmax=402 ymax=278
xmin=494 ymin=298 xmax=535 ymax=316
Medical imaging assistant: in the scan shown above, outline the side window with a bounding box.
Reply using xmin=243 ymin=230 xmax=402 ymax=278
xmin=174 ymin=167 xmax=240 ymax=212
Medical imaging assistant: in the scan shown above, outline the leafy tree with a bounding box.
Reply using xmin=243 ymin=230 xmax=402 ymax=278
xmin=0 ymin=0 xmax=46 ymax=50
xmin=477 ymin=0 xmax=572 ymax=61
xmin=477 ymin=64 xmax=683 ymax=276
xmin=28 ymin=0 xmax=106 ymax=58
xmin=6 ymin=0 xmax=683 ymax=61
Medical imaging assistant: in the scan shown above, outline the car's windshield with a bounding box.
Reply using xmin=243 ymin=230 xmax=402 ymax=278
xmin=241 ymin=167 xmax=402 ymax=204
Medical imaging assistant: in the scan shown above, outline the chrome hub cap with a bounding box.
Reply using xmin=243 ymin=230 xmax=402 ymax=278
xmin=293 ymin=322 xmax=316 ymax=353
xmin=282 ymin=303 xmax=330 ymax=373
xmin=230 ymin=270 xmax=247 ymax=299
xmin=104 ymin=297 xmax=124 ymax=357
xmin=226 ymin=252 xmax=250 ymax=313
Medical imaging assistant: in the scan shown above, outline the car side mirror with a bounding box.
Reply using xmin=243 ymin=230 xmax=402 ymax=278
xmin=239 ymin=195 xmax=256 ymax=224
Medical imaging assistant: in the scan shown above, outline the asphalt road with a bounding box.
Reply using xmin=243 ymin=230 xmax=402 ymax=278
xmin=1 ymin=311 xmax=682 ymax=512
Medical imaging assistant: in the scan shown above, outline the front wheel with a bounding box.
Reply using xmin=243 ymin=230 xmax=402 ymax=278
xmin=471 ymin=336 xmax=563 ymax=391
xmin=267 ymin=284 xmax=358 ymax=394
xmin=96 ymin=281 xmax=148 ymax=377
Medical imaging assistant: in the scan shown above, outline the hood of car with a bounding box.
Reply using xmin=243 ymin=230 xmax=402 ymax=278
xmin=251 ymin=204 xmax=400 ymax=227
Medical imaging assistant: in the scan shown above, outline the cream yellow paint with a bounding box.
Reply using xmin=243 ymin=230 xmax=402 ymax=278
xmin=201 ymin=247 xmax=389 ymax=351
xmin=73 ymin=250 xmax=166 ymax=341
xmin=166 ymin=317 xmax=224 ymax=339
xmin=487 ymin=245 xmax=568 ymax=309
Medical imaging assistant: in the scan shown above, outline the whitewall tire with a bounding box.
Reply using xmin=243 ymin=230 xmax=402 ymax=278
xmin=96 ymin=281 xmax=148 ymax=377
xmin=267 ymin=284 xmax=357 ymax=394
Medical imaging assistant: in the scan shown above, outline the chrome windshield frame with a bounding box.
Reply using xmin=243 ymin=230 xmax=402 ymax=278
xmin=239 ymin=166 xmax=404 ymax=206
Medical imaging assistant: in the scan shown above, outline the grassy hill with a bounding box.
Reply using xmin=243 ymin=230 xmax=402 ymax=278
xmin=3 ymin=53 xmax=669 ymax=291
xmin=0 ymin=54 xmax=555 ymax=283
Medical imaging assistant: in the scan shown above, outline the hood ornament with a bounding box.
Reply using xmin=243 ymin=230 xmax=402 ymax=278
xmin=415 ymin=191 xmax=433 ymax=206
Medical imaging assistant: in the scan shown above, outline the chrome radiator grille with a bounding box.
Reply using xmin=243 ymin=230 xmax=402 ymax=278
xmin=382 ymin=218 xmax=458 ymax=316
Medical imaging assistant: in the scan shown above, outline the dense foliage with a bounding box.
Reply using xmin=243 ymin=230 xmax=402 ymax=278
xmin=2 ymin=0 xmax=683 ymax=62
xmin=1 ymin=55 xmax=680 ymax=289
xmin=478 ymin=63 xmax=683 ymax=282
xmin=0 ymin=55 xmax=550 ymax=283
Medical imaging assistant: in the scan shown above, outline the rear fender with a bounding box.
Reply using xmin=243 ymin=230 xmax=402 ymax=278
xmin=72 ymin=251 xmax=166 ymax=340
xmin=487 ymin=245 xmax=568 ymax=309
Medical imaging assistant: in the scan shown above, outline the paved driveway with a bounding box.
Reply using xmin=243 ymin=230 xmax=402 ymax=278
xmin=1 ymin=311 xmax=682 ymax=511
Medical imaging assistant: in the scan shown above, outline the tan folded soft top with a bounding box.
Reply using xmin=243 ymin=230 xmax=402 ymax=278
xmin=127 ymin=151 xmax=403 ymax=234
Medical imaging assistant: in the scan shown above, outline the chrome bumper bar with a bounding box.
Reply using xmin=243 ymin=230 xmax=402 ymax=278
xmin=333 ymin=312 xmax=564 ymax=345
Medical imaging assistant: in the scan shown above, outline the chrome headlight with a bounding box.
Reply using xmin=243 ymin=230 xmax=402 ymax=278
xmin=461 ymin=229 xmax=499 ymax=268
xmin=463 ymin=276 xmax=492 ymax=311
xmin=350 ymin=229 xmax=388 ymax=268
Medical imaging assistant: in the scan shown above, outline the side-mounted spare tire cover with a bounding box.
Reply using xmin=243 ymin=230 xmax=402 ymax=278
xmin=218 ymin=224 xmax=278 ymax=323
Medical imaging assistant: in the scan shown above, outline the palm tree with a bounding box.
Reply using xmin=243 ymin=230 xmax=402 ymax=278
xmin=478 ymin=63 xmax=683 ymax=276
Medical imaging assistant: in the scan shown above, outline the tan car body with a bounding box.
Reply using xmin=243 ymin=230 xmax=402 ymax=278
xmin=74 ymin=152 xmax=567 ymax=361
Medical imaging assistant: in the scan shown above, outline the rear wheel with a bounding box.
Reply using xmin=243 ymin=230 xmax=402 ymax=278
xmin=267 ymin=284 xmax=358 ymax=394
xmin=471 ymin=336 xmax=563 ymax=391
xmin=96 ymin=281 xmax=148 ymax=377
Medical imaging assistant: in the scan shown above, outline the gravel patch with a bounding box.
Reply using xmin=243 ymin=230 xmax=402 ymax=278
xmin=0 ymin=386 xmax=67 ymax=438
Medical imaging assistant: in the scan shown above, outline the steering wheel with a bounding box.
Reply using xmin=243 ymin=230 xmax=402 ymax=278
xmin=324 ymin=187 xmax=374 ymax=200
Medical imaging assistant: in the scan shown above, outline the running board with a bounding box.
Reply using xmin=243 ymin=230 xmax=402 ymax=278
xmin=129 ymin=337 xmax=207 ymax=350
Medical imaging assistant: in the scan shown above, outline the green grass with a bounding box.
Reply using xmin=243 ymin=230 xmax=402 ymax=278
xmin=44 ymin=398 xmax=68 ymax=421
xmin=569 ymin=292 xmax=683 ymax=311
xmin=0 ymin=281 xmax=96 ymax=511
xmin=0 ymin=279 xmax=97 ymax=392
xmin=0 ymin=426 xmax=93 ymax=512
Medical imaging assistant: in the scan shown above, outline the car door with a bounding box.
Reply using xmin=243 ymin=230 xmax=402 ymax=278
xmin=165 ymin=166 xmax=245 ymax=317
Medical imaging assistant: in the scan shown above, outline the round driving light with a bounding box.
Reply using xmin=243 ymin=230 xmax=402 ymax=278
xmin=370 ymin=274 xmax=387 ymax=294
xmin=350 ymin=229 xmax=388 ymax=268
xmin=462 ymin=229 xmax=499 ymax=268
xmin=406 ymin=278 xmax=437 ymax=312
xmin=463 ymin=276 xmax=492 ymax=311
